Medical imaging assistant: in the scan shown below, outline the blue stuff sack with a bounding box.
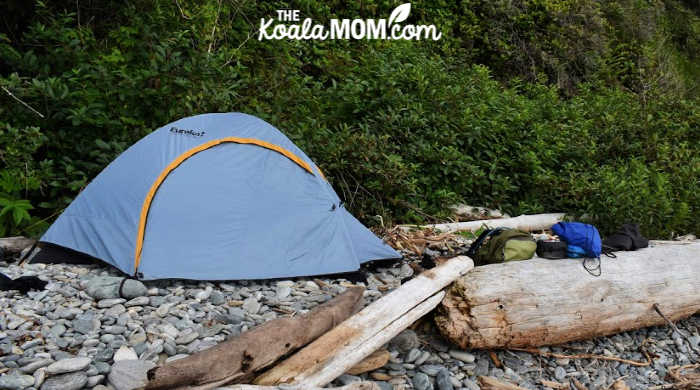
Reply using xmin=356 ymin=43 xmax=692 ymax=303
xmin=566 ymin=245 xmax=586 ymax=258
xmin=551 ymin=222 xmax=602 ymax=258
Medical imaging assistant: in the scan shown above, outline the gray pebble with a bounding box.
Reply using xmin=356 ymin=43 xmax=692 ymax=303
xmin=108 ymin=360 xmax=156 ymax=390
xmin=412 ymin=372 xmax=434 ymax=390
xmin=475 ymin=358 xmax=489 ymax=376
xmin=97 ymin=298 xmax=126 ymax=308
xmin=124 ymin=296 xmax=149 ymax=307
xmin=33 ymin=368 xmax=46 ymax=388
xmin=85 ymin=365 xmax=99 ymax=376
xmin=406 ymin=348 xmax=422 ymax=363
xmin=375 ymin=381 xmax=393 ymax=390
xmin=448 ymin=350 xmax=475 ymax=363
xmin=19 ymin=340 xmax=42 ymax=350
xmin=47 ymin=324 xmax=66 ymax=339
xmin=175 ymin=331 xmax=199 ymax=345
xmin=94 ymin=361 xmax=111 ymax=375
xmin=209 ymin=290 xmax=225 ymax=305
xmin=86 ymin=374 xmax=105 ymax=387
xmin=242 ymin=298 xmax=260 ymax=314
xmin=0 ymin=372 xmax=35 ymax=390
xmin=20 ymin=359 xmax=53 ymax=374
xmin=390 ymin=330 xmax=421 ymax=352
xmin=276 ymin=286 xmax=292 ymax=299
xmin=40 ymin=372 xmax=87 ymax=390
xmin=72 ymin=314 xmax=99 ymax=335
xmin=436 ymin=369 xmax=454 ymax=390
xmin=93 ymin=347 xmax=114 ymax=362
xmin=336 ymin=374 xmax=361 ymax=385
xmin=420 ymin=364 xmax=446 ymax=376
xmin=105 ymin=304 xmax=126 ymax=317
xmin=415 ymin=351 xmax=431 ymax=366
xmin=103 ymin=325 xmax=126 ymax=335
xmin=688 ymin=335 xmax=700 ymax=349
xmin=45 ymin=357 xmax=92 ymax=375
xmin=463 ymin=378 xmax=480 ymax=390
xmin=554 ymin=366 xmax=567 ymax=381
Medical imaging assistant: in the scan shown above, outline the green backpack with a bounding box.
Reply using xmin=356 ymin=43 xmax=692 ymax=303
xmin=467 ymin=228 xmax=536 ymax=266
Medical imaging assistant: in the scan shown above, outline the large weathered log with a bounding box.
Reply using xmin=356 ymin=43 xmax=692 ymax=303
xmin=145 ymin=286 xmax=365 ymax=390
xmin=401 ymin=213 xmax=565 ymax=233
xmin=435 ymin=243 xmax=700 ymax=349
xmin=255 ymin=256 xmax=474 ymax=387
xmin=0 ymin=236 xmax=35 ymax=255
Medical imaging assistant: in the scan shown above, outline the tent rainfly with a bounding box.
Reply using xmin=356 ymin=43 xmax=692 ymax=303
xmin=40 ymin=113 xmax=400 ymax=280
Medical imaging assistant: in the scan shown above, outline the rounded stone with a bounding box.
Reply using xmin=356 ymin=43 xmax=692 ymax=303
xmin=0 ymin=372 xmax=35 ymax=390
xmin=40 ymin=372 xmax=87 ymax=390
xmin=45 ymin=357 xmax=92 ymax=375
xmin=412 ymin=372 xmax=434 ymax=390
xmin=448 ymin=350 xmax=475 ymax=363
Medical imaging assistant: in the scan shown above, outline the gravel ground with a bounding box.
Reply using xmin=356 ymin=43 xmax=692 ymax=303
xmin=0 ymin=251 xmax=698 ymax=390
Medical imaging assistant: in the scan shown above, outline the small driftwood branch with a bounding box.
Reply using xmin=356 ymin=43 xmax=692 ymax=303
xmin=222 ymin=382 xmax=381 ymax=390
xmin=146 ymin=286 xmax=366 ymax=390
xmin=0 ymin=236 xmax=35 ymax=255
xmin=255 ymin=256 xmax=474 ymax=387
xmin=648 ymin=363 xmax=700 ymax=390
xmin=478 ymin=376 xmax=528 ymax=390
xmin=652 ymin=303 xmax=700 ymax=354
xmin=401 ymin=213 xmax=566 ymax=233
xmin=571 ymin=378 xmax=587 ymax=390
xmin=1 ymin=87 xmax=45 ymax=118
xmin=539 ymin=379 xmax=570 ymax=390
xmin=510 ymin=348 xmax=651 ymax=367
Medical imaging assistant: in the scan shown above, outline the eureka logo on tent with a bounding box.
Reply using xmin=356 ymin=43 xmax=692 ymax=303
xmin=258 ymin=3 xmax=442 ymax=41
xmin=169 ymin=127 xmax=206 ymax=137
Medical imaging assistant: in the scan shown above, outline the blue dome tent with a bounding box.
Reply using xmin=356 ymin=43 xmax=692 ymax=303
xmin=40 ymin=113 xmax=400 ymax=280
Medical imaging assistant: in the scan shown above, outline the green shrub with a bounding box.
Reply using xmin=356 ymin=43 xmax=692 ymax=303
xmin=0 ymin=0 xmax=698 ymax=239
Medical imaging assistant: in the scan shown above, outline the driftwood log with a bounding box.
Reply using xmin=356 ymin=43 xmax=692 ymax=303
xmin=402 ymin=213 xmax=565 ymax=233
xmin=146 ymin=286 xmax=365 ymax=390
xmin=0 ymin=236 xmax=34 ymax=255
xmin=293 ymin=291 xmax=446 ymax=386
xmin=255 ymin=256 xmax=474 ymax=387
xmin=435 ymin=243 xmax=700 ymax=349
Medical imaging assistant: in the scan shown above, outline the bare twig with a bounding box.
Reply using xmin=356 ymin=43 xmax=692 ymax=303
xmin=174 ymin=0 xmax=191 ymax=19
xmin=652 ymin=303 xmax=683 ymax=336
xmin=76 ymin=0 xmax=81 ymax=28
xmin=510 ymin=347 xmax=652 ymax=367
xmin=653 ymin=303 xmax=700 ymax=355
xmin=207 ymin=0 xmax=223 ymax=55
xmin=571 ymin=378 xmax=587 ymax=390
xmin=649 ymin=363 xmax=700 ymax=390
xmin=653 ymin=303 xmax=684 ymax=336
xmin=1 ymin=86 xmax=45 ymax=118
xmin=607 ymin=376 xmax=629 ymax=390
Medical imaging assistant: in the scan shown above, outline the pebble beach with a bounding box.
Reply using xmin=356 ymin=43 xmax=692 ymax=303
xmin=1 ymin=251 xmax=698 ymax=390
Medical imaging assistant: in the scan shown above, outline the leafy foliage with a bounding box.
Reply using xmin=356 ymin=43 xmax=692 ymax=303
xmin=0 ymin=0 xmax=698 ymax=239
